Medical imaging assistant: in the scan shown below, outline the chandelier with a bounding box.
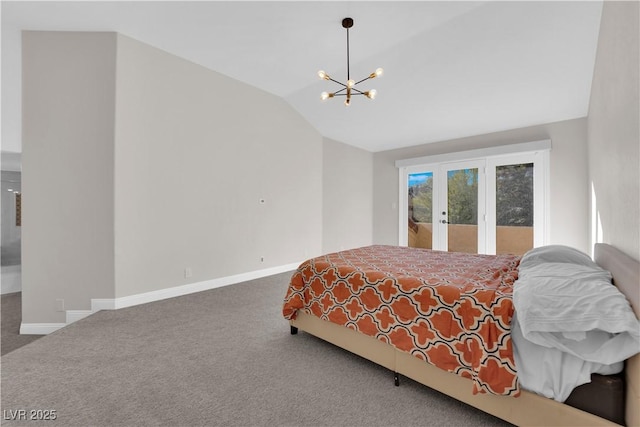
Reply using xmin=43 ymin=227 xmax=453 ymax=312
xmin=318 ymin=17 xmax=383 ymax=106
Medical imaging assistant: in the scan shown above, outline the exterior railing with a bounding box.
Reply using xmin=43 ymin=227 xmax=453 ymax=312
xmin=408 ymin=223 xmax=533 ymax=256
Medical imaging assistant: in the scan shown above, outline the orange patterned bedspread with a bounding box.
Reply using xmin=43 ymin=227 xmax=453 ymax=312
xmin=283 ymin=245 xmax=521 ymax=396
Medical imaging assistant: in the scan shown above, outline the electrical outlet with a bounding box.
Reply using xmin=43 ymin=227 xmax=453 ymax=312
xmin=184 ymin=267 xmax=192 ymax=278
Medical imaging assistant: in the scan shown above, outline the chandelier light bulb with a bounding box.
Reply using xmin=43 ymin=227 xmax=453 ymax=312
xmin=321 ymin=92 xmax=330 ymax=101
xmin=318 ymin=70 xmax=329 ymax=80
xmin=344 ymin=98 xmax=351 ymax=106
xmin=369 ymin=68 xmax=384 ymax=79
xmin=347 ymin=79 xmax=355 ymax=88
xmin=366 ymin=89 xmax=377 ymax=100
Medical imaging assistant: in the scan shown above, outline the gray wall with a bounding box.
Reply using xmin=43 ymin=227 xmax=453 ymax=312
xmin=22 ymin=32 xmax=117 ymax=323
xmin=113 ymin=34 xmax=323 ymax=297
xmin=322 ymin=137 xmax=373 ymax=254
xmin=21 ymin=32 xmax=339 ymax=322
xmin=587 ymin=1 xmax=640 ymax=260
xmin=373 ymin=118 xmax=590 ymax=253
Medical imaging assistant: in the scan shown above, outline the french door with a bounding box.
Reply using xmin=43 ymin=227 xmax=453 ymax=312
xmin=405 ymin=161 xmax=485 ymax=254
xmin=439 ymin=161 xmax=485 ymax=253
xmin=401 ymin=152 xmax=547 ymax=255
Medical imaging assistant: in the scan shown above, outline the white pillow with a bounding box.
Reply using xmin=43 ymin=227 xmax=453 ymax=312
xmin=520 ymin=245 xmax=598 ymax=270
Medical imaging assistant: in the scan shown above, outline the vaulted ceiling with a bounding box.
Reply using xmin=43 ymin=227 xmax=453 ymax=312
xmin=1 ymin=1 xmax=603 ymax=153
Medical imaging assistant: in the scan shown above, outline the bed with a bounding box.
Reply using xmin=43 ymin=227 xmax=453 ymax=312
xmin=283 ymin=244 xmax=640 ymax=426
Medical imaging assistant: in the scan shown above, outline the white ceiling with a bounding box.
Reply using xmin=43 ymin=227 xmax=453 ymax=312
xmin=1 ymin=1 xmax=603 ymax=153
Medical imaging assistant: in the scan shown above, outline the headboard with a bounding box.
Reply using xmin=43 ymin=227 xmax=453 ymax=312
xmin=594 ymin=243 xmax=640 ymax=317
xmin=594 ymin=243 xmax=640 ymax=427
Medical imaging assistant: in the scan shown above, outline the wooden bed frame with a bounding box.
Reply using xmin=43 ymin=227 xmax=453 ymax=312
xmin=289 ymin=244 xmax=639 ymax=426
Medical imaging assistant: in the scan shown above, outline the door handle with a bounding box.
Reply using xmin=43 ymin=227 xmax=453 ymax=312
xmin=441 ymin=220 xmax=449 ymax=224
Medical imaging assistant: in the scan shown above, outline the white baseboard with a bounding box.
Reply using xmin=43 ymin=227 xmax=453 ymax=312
xmin=108 ymin=262 xmax=300 ymax=310
xmin=66 ymin=310 xmax=93 ymax=324
xmin=19 ymin=262 xmax=300 ymax=335
xmin=1 ymin=265 xmax=22 ymax=295
xmin=20 ymin=323 xmax=66 ymax=335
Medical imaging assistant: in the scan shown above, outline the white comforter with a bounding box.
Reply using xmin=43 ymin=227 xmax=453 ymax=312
xmin=512 ymin=246 xmax=640 ymax=401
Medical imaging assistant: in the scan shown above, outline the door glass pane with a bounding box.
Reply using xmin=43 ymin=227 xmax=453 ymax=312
xmin=408 ymin=172 xmax=433 ymax=249
xmin=496 ymin=163 xmax=533 ymax=255
xmin=447 ymin=168 xmax=478 ymax=253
